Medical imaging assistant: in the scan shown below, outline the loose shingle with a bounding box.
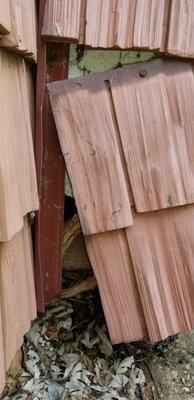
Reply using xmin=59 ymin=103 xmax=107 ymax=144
xmin=111 ymin=59 xmax=194 ymax=212
xmin=47 ymin=76 xmax=133 ymax=235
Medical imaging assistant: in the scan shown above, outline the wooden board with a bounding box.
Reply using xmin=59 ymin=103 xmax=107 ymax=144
xmin=110 ymin=59 xmax=194 ymax=212
xmin=85 ymin=229 xmax=147 ymax=344
xmin=0 ymin=218 xmax=37 ymax=371
xmin=47 ymin=77 xmax=132 ymax=235
xmin=42 ymin=0 xmax=82 ymax=42
xmin=0 ymin=0 xmax=11 ymax=34
xmin=166 ymin=0 xmax=194 ymax=58
xmin=126 ymin=206 xmax=194 ymax=342
xmin=0 ymin=49 xmax=39 ymax=242
xmin=63 ymin=233 xmax=91 ymax=270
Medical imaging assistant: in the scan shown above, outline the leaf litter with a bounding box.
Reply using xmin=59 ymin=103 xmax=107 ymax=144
xmin=1 ymin=288 xmax=175 ymax=400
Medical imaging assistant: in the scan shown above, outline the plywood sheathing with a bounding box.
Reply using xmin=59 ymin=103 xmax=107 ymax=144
xmin=0 ymin=0 xmax=37 ymax=61
xmin=47 ymin=77 xmax=132 ymax=235
xmin=48 ymin=59 xmax=194 ymax=342
xmin=0 ymin=218 xmax=37 ymax=385
xmin=0 ymin=49 xmax=39 ymax=242
xmin=0 ymin=0 xmax=11 ymax=35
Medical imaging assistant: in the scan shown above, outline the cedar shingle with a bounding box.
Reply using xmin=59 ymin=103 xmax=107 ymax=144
xmin=47 ymin=77 xmax=132 ymax=235
xmin=0 ymin=50 xmax=39 ymax=242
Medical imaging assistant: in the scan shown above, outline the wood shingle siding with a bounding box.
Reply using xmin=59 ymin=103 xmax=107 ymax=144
xmin=48 ymin=59 xmax=194 ymax=343
xmin=0 ymin=218 xmax=37 ymax=390
xmin=47 ymin=77 xmax=133 ymax=235
xmin=0 ymin=0 xmax=11 ymax=34
xmin=42 ymin=0 xmax=194 ymax=59
xmin=166 ymin=0 xmax=194 ymax=58
xmin=0 ymin=49 xmax=39 ymax=242
xmin=0 ymin=0 xmax=37 ymax=61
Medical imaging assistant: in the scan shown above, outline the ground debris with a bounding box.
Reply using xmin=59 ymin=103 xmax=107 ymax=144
xmin=1 ymin=289 xmax=194 ymax=400
xmin=1 ymin=290 xmax=150 ymax=400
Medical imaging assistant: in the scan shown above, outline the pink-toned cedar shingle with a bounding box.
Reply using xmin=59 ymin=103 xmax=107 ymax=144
xmin=42 ymin=0 xmax=82 ymax=42
xmin=48 ymin=59 xmax=194 ymax=343
xmin=0 ymin=218 xmax=37 ymax=371
xmin=47 ymin=76 xmax=132 ymax=235
xmin=166 ymin=0 xmax=194 ymax=58
xmin=0 ymin=0 xmax=37 ymax=60
xmin=85 ymin=228 xmax=147 ymax=344
xmin=0 ymin=0 xmax=11 ymax=34
xmin=110 ymin=59 xmax=194 ymax=212
xmin=0 ymin=49 xmax=39 ymax=242
xmin=42 ymin=0 xmax=168 ymax=51
xmin=126 ymin=206 xmax=194 ymax=342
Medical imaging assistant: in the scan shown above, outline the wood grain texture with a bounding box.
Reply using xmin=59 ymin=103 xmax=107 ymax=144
xmin=166 ymin=0 xmax=194 ymax=58
xmin=0 ymin=308 xmax=5 ymax=394
xmin=126 ymin=206 xmax=194 ymax=342
xmin=0 ymin=218 xmax=37 ymax=371
xmin=42 ymin=0 xmax=82 ymax=42
xmin=0 ymin=0 xmax=11 ymax=34
xmin=133 ymin=0 xmax=167 ymax=50
xmin=110 ymin=59 xmax=194 ymax=212
xmin=86 ymin=0 xmax=166 ymax=49
xmin=0 ymin=0 xmax=37 ymax=60
xmin=0 ymin=49 xmax=39 ymax=242
xmin=63 ymin=233 xmax=91 ymax=270
xmin=47 ymin=77 xmax=132 ymax=235
xmin=42 ymin=0 xmax=168 ymax=51
xmin=85 ymin=229 xmax=147 ymax=344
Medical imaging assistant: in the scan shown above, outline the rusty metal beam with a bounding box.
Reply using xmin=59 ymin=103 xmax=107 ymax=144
xmin=35 ymin=0 xmax=69 ymax=311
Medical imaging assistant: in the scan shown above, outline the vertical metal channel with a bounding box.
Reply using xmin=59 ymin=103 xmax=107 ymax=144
xmin=35 ymin=0 xmax=69 ymax=311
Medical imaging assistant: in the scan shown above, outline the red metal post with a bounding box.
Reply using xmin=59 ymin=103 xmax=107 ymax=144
xmin=35 ymin=0 xmax=69 ymax=310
